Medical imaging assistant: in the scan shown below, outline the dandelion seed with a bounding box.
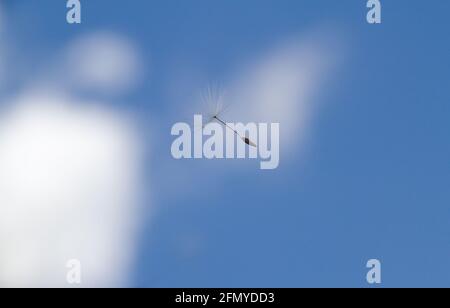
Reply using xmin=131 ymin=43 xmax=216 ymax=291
xmin=200 ymin=84 xmax=257 ymax=147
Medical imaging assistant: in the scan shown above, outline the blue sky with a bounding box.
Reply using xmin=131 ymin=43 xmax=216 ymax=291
xmin=1 ymin=1 xmax=450 ymax=287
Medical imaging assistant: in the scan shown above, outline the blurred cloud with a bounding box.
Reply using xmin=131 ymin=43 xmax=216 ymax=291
xmin=227 ymin=31 xmax=342 ymax=153
xmin=64 ymin=31 xmax=142 ymax=95
xmin=0 ymin=92 xmax=143 ymax=287
xmin=0 ymin=20 xmax=146 ymax=286
xmin=160 ymin=30 xmax=343 ymax=203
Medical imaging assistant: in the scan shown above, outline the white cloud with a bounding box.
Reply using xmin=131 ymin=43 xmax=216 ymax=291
xmin=227 ymin=32 xmax=342 ymax=153
xmin=159 ymin=31 xmax=343 ymax=201
xmin=0 ymin=92 xmax=143 ymax=287
xmin=64 ymin=32 xmax=142 ymax=94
